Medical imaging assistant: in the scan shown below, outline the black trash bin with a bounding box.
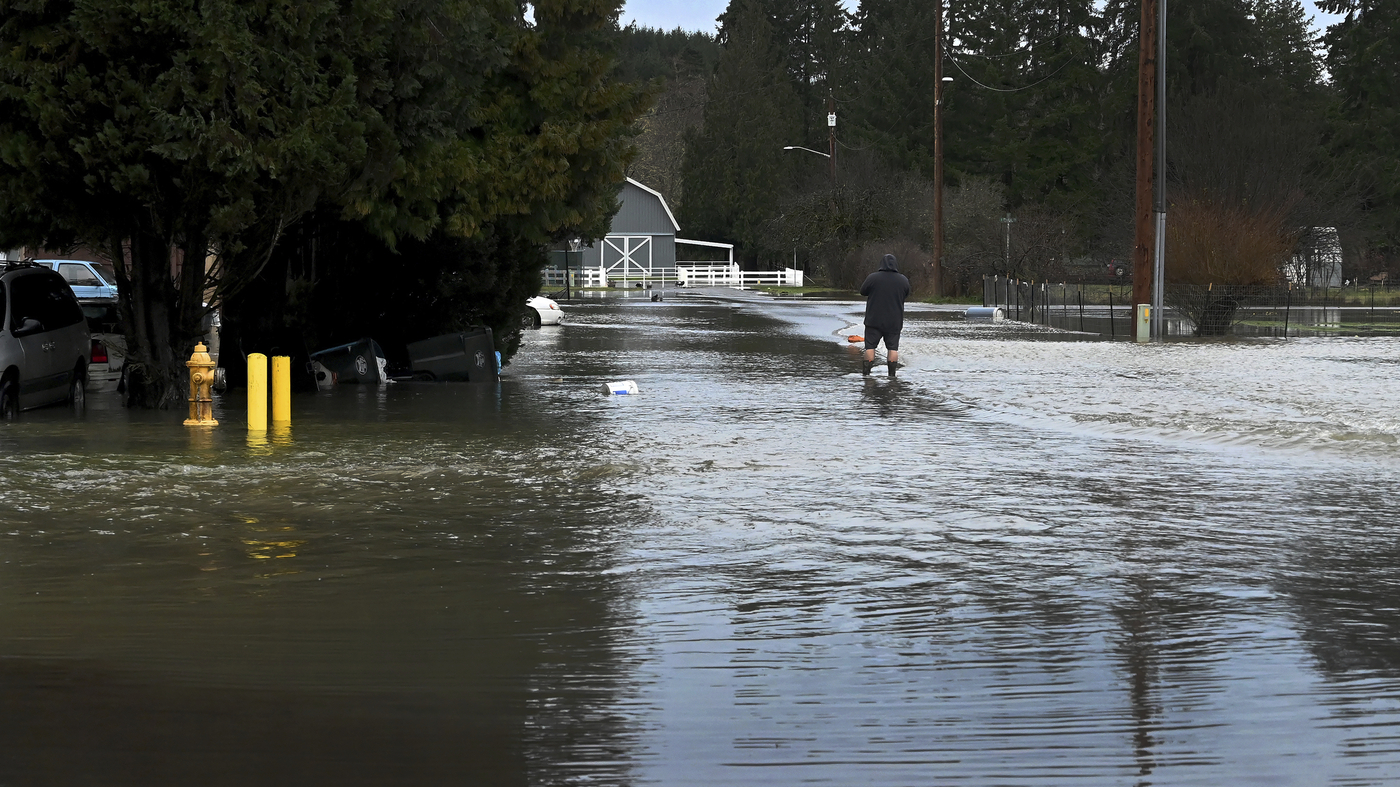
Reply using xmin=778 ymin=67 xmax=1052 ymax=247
xmin=309 ymin=338 xmax=387 ymax=385
xmin=406 ymin=327 xmax=498 ymax=382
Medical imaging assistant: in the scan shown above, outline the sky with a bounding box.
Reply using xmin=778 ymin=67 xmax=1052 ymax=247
xmin=619 ymin=0 xmax=1344 ymax=36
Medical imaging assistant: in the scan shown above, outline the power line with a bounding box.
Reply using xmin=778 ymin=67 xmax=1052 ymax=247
xmin=944 ymin=49 xmax=1077 ymax=92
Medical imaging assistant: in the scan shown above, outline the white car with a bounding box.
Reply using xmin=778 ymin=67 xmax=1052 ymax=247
xmin=524 ymin=296 xmax=563 ymax=328
xmin=80 ymin=300 xmax=126 ymax=391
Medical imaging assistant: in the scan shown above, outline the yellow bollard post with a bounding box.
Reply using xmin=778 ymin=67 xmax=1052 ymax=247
xmin=184 ymin=343 xmax=219 ymax=426
xmin=248 ymin=353 xmax=267 ymax=432
xmin=271 ymin=356 xmax=291 ymax=423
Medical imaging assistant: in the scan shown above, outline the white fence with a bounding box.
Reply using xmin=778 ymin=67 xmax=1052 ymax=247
xmin=542 ymin=264 xmax=803 ymax=289
xmin=675 ymin=263 xmax=804 ymax=288
xmin=537 ymin=267 xmax=627 ymax=287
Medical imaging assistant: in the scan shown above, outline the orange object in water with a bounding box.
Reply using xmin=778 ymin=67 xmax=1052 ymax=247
xmin=847 ymin=335 xmax=864 ymax=343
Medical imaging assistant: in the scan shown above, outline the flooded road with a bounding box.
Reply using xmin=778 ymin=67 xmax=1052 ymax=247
xmin=2 ymin=291 xmax=1399 ymax=785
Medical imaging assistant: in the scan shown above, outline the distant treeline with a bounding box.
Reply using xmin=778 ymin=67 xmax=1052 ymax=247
xmin=618 ymin=0 xmax=1398 ymax=294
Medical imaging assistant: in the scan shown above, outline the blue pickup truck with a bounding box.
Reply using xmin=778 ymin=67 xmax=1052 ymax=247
xmin=33 ymin=259 xmax=119 ymax=300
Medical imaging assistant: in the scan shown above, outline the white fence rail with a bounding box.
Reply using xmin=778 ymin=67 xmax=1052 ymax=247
xmin=542 ymin=264 xmax=803 ymax=289
xmin=675 ymin=264 xmax=803 ymax=288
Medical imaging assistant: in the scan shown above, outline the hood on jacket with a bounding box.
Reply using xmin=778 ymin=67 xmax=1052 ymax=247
xmin=879 ymin=253 xmax=899 ymax=272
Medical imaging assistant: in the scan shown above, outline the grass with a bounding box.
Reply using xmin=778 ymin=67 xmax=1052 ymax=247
xmin=916 ymin=294 xmax=983 ymax=305
xmin=1306 ymin=290 xmax=1400 ymax=307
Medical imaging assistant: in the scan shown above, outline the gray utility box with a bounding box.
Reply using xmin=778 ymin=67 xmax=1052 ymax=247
xmin=407 ymin=327 xmax=498 ymax=382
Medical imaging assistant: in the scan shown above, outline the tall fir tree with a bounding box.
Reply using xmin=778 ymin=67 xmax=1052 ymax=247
xmin=843 ymin=0 xmax=941 ymax=176
xmin=769 ymin=0 xmax=849 ymax=150
xmin=941 ymin=0 xmax=1104 ymax=212
xmin=679 ymin=0 xmax=804 ymax=262
xmin=1322 ymin=0 xmax=1400 ymax=254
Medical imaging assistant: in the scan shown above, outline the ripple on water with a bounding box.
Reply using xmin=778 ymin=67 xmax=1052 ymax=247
xmin=1 ymin=299 xmax=1399 ymax=785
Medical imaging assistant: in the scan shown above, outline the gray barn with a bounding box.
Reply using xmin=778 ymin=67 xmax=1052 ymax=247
xmin=579 ymin=178 xmax=679 ymax=284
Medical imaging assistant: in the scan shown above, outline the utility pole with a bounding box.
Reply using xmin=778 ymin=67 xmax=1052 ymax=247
xmin=932 ymin=0 xmax=945 ymax=297
xmin=827 ymin=96 xmax=837 ymax=184
xmin=1152 ymin=0 xmax=1167 ymax=340
xmin=1002 ymin=214 xmax=1017 ymax=272
xmin=1132 ymin=0 xmax=1158 ymax=315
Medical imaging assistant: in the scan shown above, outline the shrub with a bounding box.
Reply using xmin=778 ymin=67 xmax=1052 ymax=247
xmin=1164 ymin=195 xmax=1295 ymax=334
xmin=835 ymin=240 xmax=936 ymax=297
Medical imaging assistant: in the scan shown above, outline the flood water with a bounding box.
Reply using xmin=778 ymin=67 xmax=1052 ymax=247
xmin=3 ymin=291 xmax=1400 ymax=785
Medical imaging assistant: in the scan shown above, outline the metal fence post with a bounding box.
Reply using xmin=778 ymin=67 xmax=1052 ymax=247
xmin=1283 ymin=285 xmax=1291 ymax=338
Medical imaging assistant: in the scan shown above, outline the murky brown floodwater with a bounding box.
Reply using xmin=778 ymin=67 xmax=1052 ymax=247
xmin=2 ymin=290 xmax=1399 ymax=785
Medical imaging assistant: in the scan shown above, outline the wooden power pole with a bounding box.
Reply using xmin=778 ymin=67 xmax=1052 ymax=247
xmin=1133 ymin=0 xmax=1158 ymax=311
xmin=932 ymin=0 xmax=945 ymax=297
xmin=827 ymin=95 xmax=837 ymax=184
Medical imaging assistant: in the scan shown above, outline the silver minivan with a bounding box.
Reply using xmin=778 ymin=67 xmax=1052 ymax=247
xmin=0 ymin=263 xmax=91 ymax=417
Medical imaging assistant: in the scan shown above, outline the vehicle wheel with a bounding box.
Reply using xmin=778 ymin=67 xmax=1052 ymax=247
xmin=522 ymin=310 xmax=541 ymax=330
xmin=68 ymin=366 xmax=86 ymax=414
xmin=0 ymin=378 xmax=17 ymax=421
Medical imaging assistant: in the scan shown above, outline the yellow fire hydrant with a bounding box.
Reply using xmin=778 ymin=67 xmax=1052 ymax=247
xmin=184 ymin=342 xmax=219 ymax=426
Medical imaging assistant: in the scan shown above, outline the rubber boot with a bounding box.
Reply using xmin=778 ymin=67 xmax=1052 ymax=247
xmin=888 ymin=361 xmax=899 ymax=377
xmin=862 ymin=359 xmax=873 ymax=376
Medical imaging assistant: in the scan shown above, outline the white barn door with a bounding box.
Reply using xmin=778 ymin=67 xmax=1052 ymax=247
xmin=602 ymin=235 xmax=652 ymax=281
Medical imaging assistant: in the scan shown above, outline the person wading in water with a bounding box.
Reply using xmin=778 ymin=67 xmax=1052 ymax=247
xmin=860 ymin=253 xmax=911 ymax=377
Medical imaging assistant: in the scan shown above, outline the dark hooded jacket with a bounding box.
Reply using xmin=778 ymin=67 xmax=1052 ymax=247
xmin=860 ymin=254 xmax=911 ymax=331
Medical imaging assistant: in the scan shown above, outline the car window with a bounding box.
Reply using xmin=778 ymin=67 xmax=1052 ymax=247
xmin=11 ymin=273 xmax=85 ymax=332
xmin=93 ymin=262 xmax=118 ymax=286
xmin=58 ymin=262 xmax=101 ymax=287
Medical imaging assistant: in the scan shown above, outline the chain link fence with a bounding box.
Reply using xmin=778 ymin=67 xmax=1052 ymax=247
xmin=982 ymin=275 xmax=1400 ymax=337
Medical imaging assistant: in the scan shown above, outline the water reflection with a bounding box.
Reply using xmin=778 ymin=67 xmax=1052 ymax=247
xmin=0 ymin=380 xmax=644 ymax=785
xmin=860 ymin=375 xmax=904 ymax=417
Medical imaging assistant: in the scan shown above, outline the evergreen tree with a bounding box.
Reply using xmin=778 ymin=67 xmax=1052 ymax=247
xmin=1248 ymin=0 xmax=1321 ymax=87
xmin=0 ymin=0 xmax=469 ymax=406
xmin=0 ymin=0 xmax=647 ymax=407
xmin=615 ymin=25 xmax=722 ymax=83
xmin=769 ymin=0 xmax=849 ymax=149
xmin=943 ymin=0 xmax=1104 ymax=212
xmin=843 ymin=0 xmax=941 ymax=176
xmin=679 ymin=0 xmax=804 ymax=262
xmin=1322 ymin=0 xmax=1400 ymax=253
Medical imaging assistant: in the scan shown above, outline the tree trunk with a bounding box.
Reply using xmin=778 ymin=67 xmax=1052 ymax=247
xmin=1195 ymin=295 xmax=1239 ymax=336
xmin=114 ymin=228 xmax=206 ymax=409
xmin=177 ymin=231 xmax=209 ymax=351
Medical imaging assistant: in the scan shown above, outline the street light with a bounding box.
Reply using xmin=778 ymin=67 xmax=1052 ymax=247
xmin=782 ymin=144 xmax=835 ymax=186
xmin=566 ymin=237 xmax=581 ymax=300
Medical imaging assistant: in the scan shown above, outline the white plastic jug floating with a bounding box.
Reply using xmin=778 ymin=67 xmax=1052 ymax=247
xmin=602 ymin=380 xmax=639 ymax=395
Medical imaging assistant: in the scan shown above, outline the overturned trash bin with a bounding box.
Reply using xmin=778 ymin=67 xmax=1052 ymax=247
xmin=964 ymin=306 xmax=1006 ymax=323
xmin=309 ymin=338 xmax=388 ymax=385
xmin=601 ymin=380 xmax=639 ymax=395
xmin=407 ymin=327 xmax=499 ymax=382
